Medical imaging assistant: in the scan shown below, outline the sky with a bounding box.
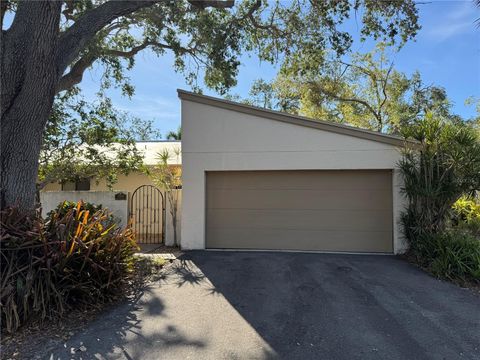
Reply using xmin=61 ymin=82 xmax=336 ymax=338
xmin=6 ymin=1 xmax=480 ymax=137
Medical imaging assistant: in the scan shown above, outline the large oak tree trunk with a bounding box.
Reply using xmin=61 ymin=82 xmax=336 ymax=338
xmin=1 ymin=2 xmax=61 ymax=210
xmin=0 ymin=0 xmax=223 ymax=211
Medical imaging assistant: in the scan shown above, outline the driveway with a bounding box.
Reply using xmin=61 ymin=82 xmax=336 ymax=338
xmin=47 ymin=252 xmax=479 ymax=359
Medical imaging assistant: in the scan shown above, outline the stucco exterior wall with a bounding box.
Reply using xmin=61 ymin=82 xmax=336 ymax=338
xmin=180 ymin=99 xmax=407 ymax=253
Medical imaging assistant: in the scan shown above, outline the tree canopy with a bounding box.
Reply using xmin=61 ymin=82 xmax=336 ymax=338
xmin=1 ymin=0 xmax=421 ymax=209
xmin=39 ymin=90 xmax=160 ymax=191
xmin=2 ymin=0 xmax=421 ymax=97
xmin=237 ymin=44 xmax=455 ymax=134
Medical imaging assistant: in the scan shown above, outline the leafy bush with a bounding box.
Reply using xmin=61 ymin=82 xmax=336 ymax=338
xmin=48 ymin=200 xmax=104 ymax=218
xmin=400 ymin=114 xmax=480 ymax=244
xmin=1 ymin=201 xmax=138 ymax=333
xmin=424 ymin=231 xmax=480 ymax=283
xmin=48 ymin=200 xmax=115 ymax=226
xmin=452 ymin=196 xmax=480 ymax=236
xmin=399 ymin=115 xmax=480 ymax=284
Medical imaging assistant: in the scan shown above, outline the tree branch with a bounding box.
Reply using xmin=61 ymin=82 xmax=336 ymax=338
xmin=56 ymin=54 xmax=96 ymax=93
xmin=57 ymin=0 xmax=236 ymax=76
xmin=244 ymin=0 xmax=283 ymax=36
xmin=102 ymin=40 xmax=170 ymax=58
xmin=378 ymin=62 xmax=394 ymax=116
xmin=188 ymin=0 xmax=234 ymax=9
xmin=56 ymin=39 xmax=201 ymax=93
xmin=57 ymin=1 xmax=160 ymax=74
xmin=309 ymin=81 xmax=383 ymax=128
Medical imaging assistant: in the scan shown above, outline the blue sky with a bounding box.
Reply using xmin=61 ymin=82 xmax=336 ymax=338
xmin=7 ymin=1 xmax=480 ymax=137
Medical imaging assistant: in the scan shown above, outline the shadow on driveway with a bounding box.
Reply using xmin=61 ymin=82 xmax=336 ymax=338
xmin=47 ymin=252 xmax=480 ymax=359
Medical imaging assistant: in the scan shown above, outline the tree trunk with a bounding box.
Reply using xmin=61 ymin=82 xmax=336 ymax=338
xmin=0 ymin=2 xmax=61 ymax=210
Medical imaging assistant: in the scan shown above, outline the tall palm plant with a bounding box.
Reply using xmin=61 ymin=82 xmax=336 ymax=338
xmin=400 ymin=114 xmax=480 ymax=254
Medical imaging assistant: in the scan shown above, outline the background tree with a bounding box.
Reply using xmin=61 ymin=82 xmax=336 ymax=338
xmin=242 ymin=45 xmax=453 ymax=133
xmin=1 ymin=0 xmax=419 ymax=210
xmin=247 ymin=79 xmax=276 ymax=109
xmin=39 ymin=91 xmax=151 ymax=192
xmin=129 ymin=117 xmax=162 ymax=141
xmin=465 ymin=96 xmax=480 ymax=131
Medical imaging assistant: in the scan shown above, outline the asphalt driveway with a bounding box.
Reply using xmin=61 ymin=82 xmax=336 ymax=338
xmin=48 ymin=252 xmax=479 ymax=359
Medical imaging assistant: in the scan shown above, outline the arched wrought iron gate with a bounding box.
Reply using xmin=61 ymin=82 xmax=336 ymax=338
xmin=130 ymin=185 xmax=165 ymax=244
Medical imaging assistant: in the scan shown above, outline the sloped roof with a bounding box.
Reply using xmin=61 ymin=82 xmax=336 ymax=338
xmin=178 ymin=89 xmax=409 ymax=147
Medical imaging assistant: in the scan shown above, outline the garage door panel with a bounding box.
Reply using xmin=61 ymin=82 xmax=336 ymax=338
xmin=207 ymin=227 xmax=393 ymax=253
xmin=207 ymin=189 xmax=392 ymax=211
xmin=207 ymin=209 xmax=393 ymax=232
xmin=207 ymin=170 xmax=392 ymax=191
xmin=206 ymin=170 xmax=393 ymax=253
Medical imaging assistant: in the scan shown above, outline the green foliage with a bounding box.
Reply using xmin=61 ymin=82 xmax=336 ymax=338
xmin=417 ymin=231 xmax=480 ymax=283
xmin=4 ymin=0 xmax=420 ymax=97
xmin=39 ymin=91 xmax=152 ymax=190
xmin=0 ymin=202 xmax=138 ymax=333
xmin=48 ymin=200 xmax=102 ymax=216
xmin=242 ymin=44 xmax=453 ymax=133
xmin=400 ymin=114 xmax=480 ymax=244
xmin=47 ymin=200 xmax=114 ymax=225
xmin=399 ymin=114 xmax=480 ymax=284
xmin=130 ymin=117 xmax=162 ymax=141
xmin=452 ymin=196 xmax=480 ymax=236
xmin=247 ymin=79 xmax=276 ymax=109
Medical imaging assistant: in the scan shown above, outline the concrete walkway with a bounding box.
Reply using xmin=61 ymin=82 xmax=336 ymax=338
xmin=47 ymin=252 xmax=479 ymax=359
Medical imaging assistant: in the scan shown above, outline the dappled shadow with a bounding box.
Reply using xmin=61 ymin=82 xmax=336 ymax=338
xmin=160 ymin=258 xmax=207 ymax=287
xmin=44 ymin=269 xmax=206 ymax=360
xmin=43 ymin=251 xmax=480 ymax=359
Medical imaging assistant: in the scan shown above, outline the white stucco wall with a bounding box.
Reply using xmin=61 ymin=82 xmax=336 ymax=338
xmin=40 ymin=190 xmax=182 ymax=247
xmin=180 ymin=98 xmax=408 ymax=253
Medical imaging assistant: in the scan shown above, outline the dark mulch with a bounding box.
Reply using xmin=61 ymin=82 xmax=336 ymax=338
xmin=400 ymin=253 xmax=480 ymax=294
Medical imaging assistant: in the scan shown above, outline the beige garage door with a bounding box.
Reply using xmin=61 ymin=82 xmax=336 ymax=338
xmin=206 ymin=170 xmax=393 ymax=253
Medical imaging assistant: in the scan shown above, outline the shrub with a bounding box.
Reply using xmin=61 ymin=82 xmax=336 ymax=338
xmin=48 ymin=200 xmax=103 ymax=218
xmin=452 ymin=196 xmax=480 ymax=236
xmin=426 ymin=231 xmax=480 ymax=283
xmin=1 ymin=201 xmax=138 ymax=333
xmin=48 ymin=200 xmax=116 ymax=226
xmin=399 ymin=115 xmax=480 ymax=285
xmin=399 ymin=114 xmax=480 ymax=251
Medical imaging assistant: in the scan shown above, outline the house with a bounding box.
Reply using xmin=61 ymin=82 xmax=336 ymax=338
xmin=40 ymin=141 xmax=182 ymax=246
xmin=42 ymin=90 xmax=409 ymax=254
xmin=42 ymin=140 xmax=182 ymax=193
xmin=178 ymin=90 xmax=408 ymax=254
